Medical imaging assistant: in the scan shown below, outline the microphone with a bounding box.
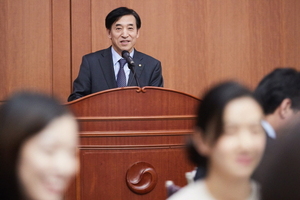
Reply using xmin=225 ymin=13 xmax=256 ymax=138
xmin=122 ymin=50 xmax=135 ymax=65
xmin=121 ymin=50 xmax=140 ymax=87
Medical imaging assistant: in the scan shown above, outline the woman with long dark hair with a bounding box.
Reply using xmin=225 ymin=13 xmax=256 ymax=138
xmin=168 ymin=82 xmax=266 ymax=200
xmin=0 ymin=92 xmax=79 ymax=200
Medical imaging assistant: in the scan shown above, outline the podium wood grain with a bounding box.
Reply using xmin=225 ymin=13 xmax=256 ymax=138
xmin=65 ymin=87 xmax=200 ymax=199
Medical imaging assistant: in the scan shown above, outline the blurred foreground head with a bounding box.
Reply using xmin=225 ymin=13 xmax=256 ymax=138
xmin=188 ymin=81 xmax=266 ymax=179
xmin=0 ymin=92 xmax=79 ymax=200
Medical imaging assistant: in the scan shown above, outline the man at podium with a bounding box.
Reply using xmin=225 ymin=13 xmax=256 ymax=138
xmin=68 ymin=7 xmax=163 ymax=101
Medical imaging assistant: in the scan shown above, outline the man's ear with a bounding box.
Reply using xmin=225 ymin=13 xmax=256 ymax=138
xmin=192 ymin=129 xmax=211 ymax=156
xmin=107 ymin=29 xmax=112 ymax=39
xmin=278 ymin=98 xmax=292 ymax=119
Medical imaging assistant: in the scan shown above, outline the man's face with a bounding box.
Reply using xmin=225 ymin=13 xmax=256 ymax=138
xmin=107 ymin=15 xmax=139 ymax=56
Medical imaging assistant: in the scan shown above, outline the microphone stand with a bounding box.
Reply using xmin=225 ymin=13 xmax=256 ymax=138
xmin=128 ymin=63 xmax=141 ymax=88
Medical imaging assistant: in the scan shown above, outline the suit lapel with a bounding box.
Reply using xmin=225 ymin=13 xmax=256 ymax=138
xmin=128 ymin=50 xmax=144 ymax=86
xmin=98 ymin=47 xmax=117 ymax=88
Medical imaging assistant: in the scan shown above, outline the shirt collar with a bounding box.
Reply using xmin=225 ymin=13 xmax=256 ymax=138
xmin=261 ymin=120 xmax=276 ymax=139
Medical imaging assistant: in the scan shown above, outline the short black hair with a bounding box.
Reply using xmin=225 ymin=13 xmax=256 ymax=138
xmin=105 ymin=7 xmax=141 ymax=30
xmin=254 ymin=68 xmax=300 ymax=115
xmin=188 ymin=81 xmax=257 ymax=168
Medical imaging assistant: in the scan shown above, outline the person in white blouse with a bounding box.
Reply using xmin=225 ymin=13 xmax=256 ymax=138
xmin=168 ymin=82 xmax=266 ymax=200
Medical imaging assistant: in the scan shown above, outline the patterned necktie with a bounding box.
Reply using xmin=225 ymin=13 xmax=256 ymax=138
xmin=117 ymin=58 xmax=127 ymax=87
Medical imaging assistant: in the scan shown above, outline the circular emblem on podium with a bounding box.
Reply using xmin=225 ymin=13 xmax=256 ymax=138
xmin=126 ymin=161 xmax=158 ymax=194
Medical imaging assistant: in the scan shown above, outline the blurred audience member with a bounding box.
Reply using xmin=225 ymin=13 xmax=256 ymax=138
xmin=260 ymin=123 xmax=300 ymax=200
xmin=0 ymin=92 xmax=79 ymax=200
xmin=168 ymin=82 xmax=266 ymax=200
xmin=253 ymin=68 xmax=300 ymax=183
xmin=195 ymin=68 xmax=300 ymax=182
xmin=254 ymin=67 xmax=300 ymax=138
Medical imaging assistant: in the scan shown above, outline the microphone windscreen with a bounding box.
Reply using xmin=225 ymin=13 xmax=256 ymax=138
xmin=122 ymin=50 xmax=130 ymax=58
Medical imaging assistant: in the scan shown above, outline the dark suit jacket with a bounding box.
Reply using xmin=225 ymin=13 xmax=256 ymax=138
xmin=68 ymin=47 xmax=163 ymax=101
xmin=252 ymin=135 xmax=275 ymax=184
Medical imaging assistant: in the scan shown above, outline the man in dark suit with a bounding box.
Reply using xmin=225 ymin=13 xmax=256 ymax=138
xmin=252 ymin=67 xmax=300 ymax=183
xmin=68 ymin=7 xmax=163 ymax=101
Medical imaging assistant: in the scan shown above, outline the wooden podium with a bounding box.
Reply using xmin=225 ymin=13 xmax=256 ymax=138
xmin=65 ymin=87 xmax=201 ymax=200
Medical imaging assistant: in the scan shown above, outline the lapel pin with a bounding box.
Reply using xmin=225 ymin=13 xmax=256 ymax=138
xmin=138 ymin=64 xmax=142 ymax=67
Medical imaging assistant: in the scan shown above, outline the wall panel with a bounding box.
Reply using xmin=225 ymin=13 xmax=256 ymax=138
xmin=1 ymin=0 xmax=300 ymax=101
xmin=282 ymin=1 xmax=300 ymax=68
xmin=71 ymin=0 xmax=92 ymax=83
xmin=52 ymin=0 xmax=72 ymax=101
xmin=0 ymin=0 xmax=8 ymax=100
xmin=248 ymin=0 xmax=284 ymax=87
xmin=0 ymin=0 xmax=52 ymax=101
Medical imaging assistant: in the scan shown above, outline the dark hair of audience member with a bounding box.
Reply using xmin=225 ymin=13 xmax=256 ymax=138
xmin=260 ymin=122 xmax=300 ymax=199
xmin=254 ymin=67 xmax=300 ymax=114
xmin=187 ymin=81 xmax=257 ymax=168
xmin=105 ymin=7 xmax=141 ymax=30
xmin=0 ymin=92 xmax=72 ymax=200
